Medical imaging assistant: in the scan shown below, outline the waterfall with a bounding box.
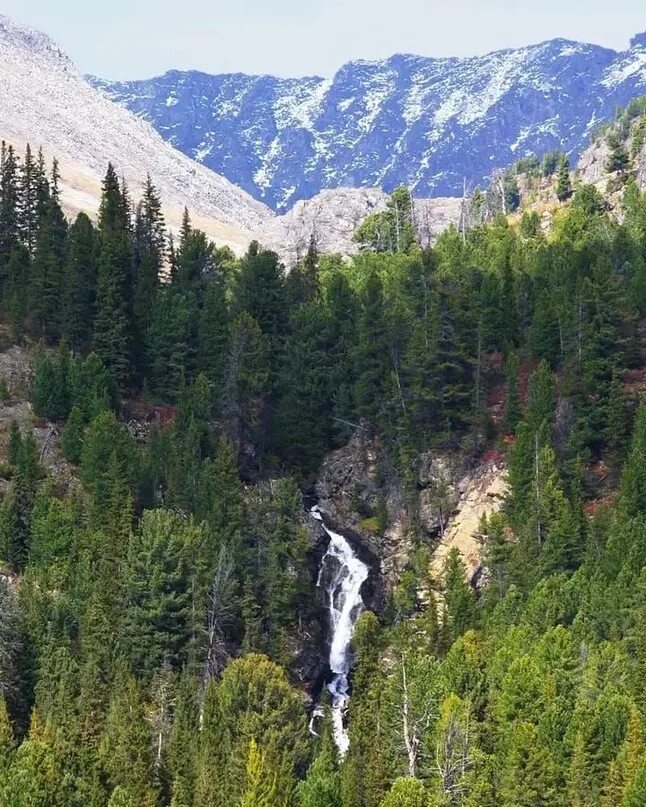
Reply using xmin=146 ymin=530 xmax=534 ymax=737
xmin=312 ymin=507 xmax=369 ymax=756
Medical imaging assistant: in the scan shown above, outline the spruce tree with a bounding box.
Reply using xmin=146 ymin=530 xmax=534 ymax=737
xmin=29 ymin=195 xmax=68 ymax=341
xmin=555 ymin=155 xmax=572 ymax=202
xmin=93 ymin=164 xmax=133 ymax=392
xmin=619 ymin=404 xmax=646 ymax=516
xmin=63 ymin=213 xmax=99 ymax=351
xmin=132 ymin=176 xmax=165 ymax=379
xmin=18 ymin=144 xmax=39 ymax=255
xmin=0 ymin=144 xmax=20 ymax=269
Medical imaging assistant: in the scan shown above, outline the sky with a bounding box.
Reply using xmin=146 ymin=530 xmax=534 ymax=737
xmin=2 ymin=0 xmax=645 ymax=80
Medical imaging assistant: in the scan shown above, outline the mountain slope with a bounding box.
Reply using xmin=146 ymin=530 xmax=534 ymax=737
xmin=0 ymin=15 xmax=272 ymax=251
xmin=92 ymin=33 xmax=646 ymax=211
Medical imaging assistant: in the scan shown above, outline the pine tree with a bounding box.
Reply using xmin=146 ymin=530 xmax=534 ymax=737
xmin=619 ymin=403 xmax=646 ymax=516
xmin=443 ymin=548 xmax=478 ymax=644
xmin=30 ymin=349 xmax=69 ymax=421
xmin=196 ymin=654 xmax=309 ymax=807
xmin=0 ymin=144 xmax=20 ymax=269
xmin=555 ymin=155 xmax=572 ymax=202
xmin=239 ymin=739 xmax=279 ymax=807
xmin=504 ymin=350 xmax=521 ymax=433
xmin=380 ymin=777 xmax=428 ymax=807
xmin=197 ymin=276 xmax=229 ymax=394
xmin=569 ymin=730 xmax=594 ymax=807
xmin=19 ymin=144 xmax=39 ymax=255
xmin=233 ymin=243 xmax=286 ymax=366
xmin=63 ymin=213 xmax=99 ymax=351
xmin=29 ymin=195 xmax=68 ymax=341
xmin=99 ymin=672 xmax=157 ymax=806
xmin=297 ymin=725 xmax=341 ymax=807
xmin=0 ymin=697 xmax=15 ymax=782
xmin=4 ymin=244 xmax=29 ymax=340
xmin=133 ymin=176 xmax=165 ymax=378
xmin=353 ymin=272 xmax=388 ymax=422
xmin=93 ymin=164 xmax=133 ymax=392
xmin=61 ymin=405 xmax=85 ymax=464
xmin=124 ymin=510 xmax=199 ymax=679
xmin=624 ymin=756 xmax=646 ymax=807
xmin=221 ymin=313 xmax=270 ymax=463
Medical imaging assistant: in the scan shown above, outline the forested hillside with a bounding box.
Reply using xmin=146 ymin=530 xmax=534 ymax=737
xmin=0 ymin=129 xmax=646 ymax=807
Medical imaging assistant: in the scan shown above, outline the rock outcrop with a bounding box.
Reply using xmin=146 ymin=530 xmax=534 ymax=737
xmin=258 ymin=189 xmax=462 ymax=266
xmin=429 ymin=459 xmax=508 ymax=583
xmin=315 ymin=432 xmax=507 ymax=590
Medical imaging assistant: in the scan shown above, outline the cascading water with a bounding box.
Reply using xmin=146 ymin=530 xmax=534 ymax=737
xmin=312 ymin=507 xmax=369 ymax=756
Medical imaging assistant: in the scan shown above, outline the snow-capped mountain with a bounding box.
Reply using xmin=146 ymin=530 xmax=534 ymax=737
xmin=0 ymin=15 xmax=271 ymax=251
xmin=92 ymin=33 xmax=646 ymax=211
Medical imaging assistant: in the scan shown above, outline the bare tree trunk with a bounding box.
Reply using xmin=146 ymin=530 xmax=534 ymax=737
xmin=401 ymin=654 xmax=418 ymax=778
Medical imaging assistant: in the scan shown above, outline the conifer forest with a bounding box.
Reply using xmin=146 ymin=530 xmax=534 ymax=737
xmin=1 ymin=112 xmax=646 ymax=807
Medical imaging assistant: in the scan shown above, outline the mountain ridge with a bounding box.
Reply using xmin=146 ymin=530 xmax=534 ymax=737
xmin=0 ymin=14 xmax=272 ymax=252
xmin=92 ymin=33 xmax=646 ymax=210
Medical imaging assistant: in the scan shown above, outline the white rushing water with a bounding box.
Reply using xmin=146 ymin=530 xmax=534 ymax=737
xmin=312 ymin=507 xmax=369 ymax=756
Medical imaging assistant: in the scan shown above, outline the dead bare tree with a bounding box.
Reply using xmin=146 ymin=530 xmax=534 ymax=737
xmin=148 ymin=658 xmax=175 ymax=775
xmin=435 ymin=696 xmax=472 ymax=806
xmin=397 ymin=653 xmax=437 ymax=779
xmin=202 ymin=546 xmax=237 ymax=685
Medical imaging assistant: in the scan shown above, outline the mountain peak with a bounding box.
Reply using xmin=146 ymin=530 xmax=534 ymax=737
xmin=630 ymin=32 xmax=646 ymax=50
xmin=0 ymin=14 xmax=73 ymax=70
xmin=0 ymin=12 xmax=271 ymax=252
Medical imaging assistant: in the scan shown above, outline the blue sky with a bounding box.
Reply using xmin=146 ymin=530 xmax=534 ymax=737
xmin=3 ymin=0 xmax=645 ymax=79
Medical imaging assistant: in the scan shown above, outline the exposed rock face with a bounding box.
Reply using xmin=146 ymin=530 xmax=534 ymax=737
xmin=429 ymin=459 xmax=508 ymax=583
xmin=315 ymin=433 xmax=410 ymax=587
xmin=414 ymin=198 xmax=464 ymax=248
xmin=636 ymin=142 xmax=646 ymax=190
xmin=314 ymin=433 xmax=506 ymax=590
xmin=0 ymin=14 xmax=272 ymax=252
xmin=94 ymin=36 xmax=646 ymax=210
xmin=258 ymin=188 xmax=388 ymax=265
xmin=258 ymin=189 xmax=462 ymax=266
xmin=577 ymin=139 xmax=612 ymax=188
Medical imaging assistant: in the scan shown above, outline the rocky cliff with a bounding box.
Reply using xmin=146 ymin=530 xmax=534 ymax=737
xmin=314 ymin=433 xmax=507 ymax=593
xmin=257 ymin=189 xmax=462 ymax=265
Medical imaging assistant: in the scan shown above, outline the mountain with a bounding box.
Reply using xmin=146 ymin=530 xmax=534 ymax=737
xmin=0 ymin=14 xmax=272 ymax=252
xmin=91 ymin=34 xmax=646 ymax=211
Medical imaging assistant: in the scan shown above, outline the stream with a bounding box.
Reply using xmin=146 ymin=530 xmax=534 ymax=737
xmin=311 ymin=507 xmax=369 ymax=756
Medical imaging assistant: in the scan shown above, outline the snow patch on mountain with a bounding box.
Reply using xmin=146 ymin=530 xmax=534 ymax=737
xmin=92 ymin=34 xmax=646 ymax=211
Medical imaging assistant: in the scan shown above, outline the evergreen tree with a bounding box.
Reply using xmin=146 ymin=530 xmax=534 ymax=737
xmin=353 ymin=272 xmax=388 ymax=422
xmin=61 ymin=405 xmax=85 ymax=464
xmin=63 ymin=213 xmax=99 ymax=351
xmin=442 ymin=548 xmax=478 ymax=644
xmin=93 ymin=164 xmax=133 ymax=391
xmin=124 ymin=510 xmax=200 ymax=679
xmin=555 ymin=155 xmax=572 ymax=202
xmin=99 ymin=672 xmax=157 ymax=806
xmin=619 ymin=403 xmax=646 ymax=517
xmin=297 ymin=726 xmax=341 ymax=807
xmin=0 ymin=144 xmax=20 ymax=269
xmin=29 ymin=196 xmax=68 ymax=340
xmin=380 ymin=777 xmax=428 ymax=807
xmin=239 ymin=739 xmax=279 ymax=807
